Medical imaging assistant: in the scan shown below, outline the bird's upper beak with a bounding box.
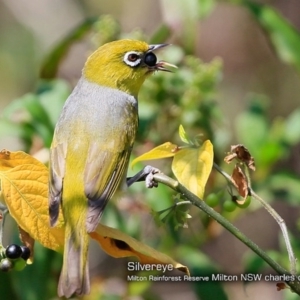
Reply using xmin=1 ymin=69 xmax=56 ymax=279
xmin=148 ymin=44 xmax=169 ymax=52
xmin=147 ymin=43 xmax=177 ymax=72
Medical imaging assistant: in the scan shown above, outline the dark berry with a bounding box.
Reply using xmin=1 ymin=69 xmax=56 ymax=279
xmin=20 ymin=246 xmax=31 ymax=261
xmin=144 ymin=52 xmax=157 ymax=66
xmin=5 ymin=244 xmax=22 ymax=259
xmin=0 ymin=258 xmax=13 ymax=272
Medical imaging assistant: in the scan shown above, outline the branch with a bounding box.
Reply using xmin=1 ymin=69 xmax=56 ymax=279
xmin=152 ymin=173 xmax=300 ymax=294
xmin=213 ymin=162 xmax=297 ymax=275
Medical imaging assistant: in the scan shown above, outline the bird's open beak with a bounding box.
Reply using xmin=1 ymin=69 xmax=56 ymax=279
xmin=147 ymin=44 xmax=177 ymax=72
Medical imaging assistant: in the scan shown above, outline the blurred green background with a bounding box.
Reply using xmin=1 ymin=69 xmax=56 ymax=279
xmin=1 ymin=0 xmax=300 ymax=299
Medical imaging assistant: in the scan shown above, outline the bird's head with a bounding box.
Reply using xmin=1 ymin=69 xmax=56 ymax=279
xmin=83 ymin=39 xmax=176 ymax=97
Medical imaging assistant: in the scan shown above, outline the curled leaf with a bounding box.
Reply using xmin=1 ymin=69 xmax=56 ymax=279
xmin=224 ymin=144 xmax=256 ymax=171
xmin=172 ymin=140 xmax=213 ymax=199
xmin=231 ymin=165 xmax=249 ymax=199
xmin=0 ymin=149 xmax=34 ymax=171
xmin=131 ymin=142 xmax=178 ymax=169
xmin=90 ymin=224 xmax=190 ymax=275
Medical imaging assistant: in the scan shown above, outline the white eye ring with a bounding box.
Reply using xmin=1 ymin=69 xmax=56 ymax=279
xmin=124 ymin=51 xmax=142 ymax=67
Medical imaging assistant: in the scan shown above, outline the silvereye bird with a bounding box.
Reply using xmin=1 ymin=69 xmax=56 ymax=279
xmin=49 ymin=39 xmax=174 ymax=298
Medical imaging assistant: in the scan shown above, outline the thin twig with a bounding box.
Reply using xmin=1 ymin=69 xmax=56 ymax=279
xmin=213 ymin=162 xmax=297 ymax=275
xmin=0 ymin=205 xmax=8 ymax=246
xmin=251 ymin=190 xmax=297 ymax=275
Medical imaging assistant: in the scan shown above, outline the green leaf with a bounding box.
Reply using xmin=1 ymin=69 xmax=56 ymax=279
xmin=0 ymin=80 xmax=70 ymax=149
xmin=245 ymin=2 xmax=300 ymax=72
xmin=244 ymin=252 xmax=267 ymax=273
xmin=40 ymin=17 xmax=98 ymax=78
xmin=37 ymin=80 xmax=70 ymax=127
xmin=0 ymin=120 xmax=24 ymax=138
xmin=257 ymin=141 xmax=283 ymax=168
xmin=2 ymin=93 xmax=54 ymax=147
xmin=177 ymin=246 xmax=228 ymax=300
xmin=178 ymin=124 xmax=191 ymax=144
xmin=160 ymin=0 xmax=200 ymax=53
xmin=235 ymin=110 xmax=267 ymax=145
xmin=149 ymin=24 xmax=172 ymax=44
xmin=268 ymin=173 xmax=300 ymax=206
xmin=283 ymin=108 xmax=300 ymax=145
xmin=234 ymin=97 xmax=269 ymax=156
xmin=198 ymin=0 xmax=216 ymax=19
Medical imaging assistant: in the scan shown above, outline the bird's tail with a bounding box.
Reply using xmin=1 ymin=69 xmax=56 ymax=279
xmin=57 ymin=217 xmax=90 ymax=298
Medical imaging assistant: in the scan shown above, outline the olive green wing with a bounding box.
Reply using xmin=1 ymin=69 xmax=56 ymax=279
xmin=49 ymin=143 xmax=66 ymax=227
xmin=84 ymin=142 xmax=132 ymax=232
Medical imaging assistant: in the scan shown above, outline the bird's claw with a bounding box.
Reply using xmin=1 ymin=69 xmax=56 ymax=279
xmin=144 ymin=166 xmax=160 ymax=188
xmin=126 ymin=165 xmax=162 ymax=188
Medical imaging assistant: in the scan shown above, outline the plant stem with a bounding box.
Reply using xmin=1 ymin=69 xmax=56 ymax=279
xmin=213 ymin=162 xmax=297 ymax=275
xmin=251 ymin=190 xmax=297 ymax=275
xmin=0 ymin=205 xmax=8 ymax=246
xmin=153 ymin=173 xmax=300 ymax=295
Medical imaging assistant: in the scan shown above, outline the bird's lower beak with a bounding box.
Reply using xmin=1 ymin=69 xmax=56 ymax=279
xmin=154 ymin=61 xmax=178 ymax=72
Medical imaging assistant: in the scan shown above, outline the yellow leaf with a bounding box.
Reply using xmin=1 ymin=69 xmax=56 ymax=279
xmin=172 ymin=140 xmax=214 ymax=199
xmin=90 ymin=224 xmax=190 ymax=275
xmin=130 ymin=142 xmax=178 ymax=168
xmin=0 ymin=150 xmax=64 ymax=252
xmin=0 ymin=150 xmax=189 ymax=276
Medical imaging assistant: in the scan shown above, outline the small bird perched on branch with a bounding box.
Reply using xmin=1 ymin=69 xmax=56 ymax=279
xmin=48 ymin=39 xmax=175 ymax=298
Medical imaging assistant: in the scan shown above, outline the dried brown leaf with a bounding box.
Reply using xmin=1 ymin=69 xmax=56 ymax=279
xmin=231 ymin=165 xmax=249 ymax=199
xmin=224 ymin=152 xmax=237 ymax=164
xmin=225 ymin=144 xmax=256 ymax=171
xmin=276 ymin=282 xmax=288 ymax=291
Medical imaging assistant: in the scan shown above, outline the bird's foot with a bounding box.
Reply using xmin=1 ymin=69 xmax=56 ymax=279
xmin=127 ymin=165 xmax=162 ymax=188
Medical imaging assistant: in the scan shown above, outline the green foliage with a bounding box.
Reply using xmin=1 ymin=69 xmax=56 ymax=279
xmin=0 ymin=80 xmax=70 ymax=150
xmin=138 ymin=52 xmax=222 ymax=144
xmin=40 ymin=17 xmax=99 ymax=79
xmin=178 ymin=246 xmax=228 ymax=300
xmin=244 ymin=1 xmax=300 ymax=72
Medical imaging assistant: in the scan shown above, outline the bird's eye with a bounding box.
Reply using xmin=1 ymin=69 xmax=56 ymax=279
xmin=144 ymin=52 xmax=157 ymax=67
xmin=124 ymin=51 xmax=142 ymax=67
xmin=128 ymin=53 xmax=139 ymax=62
